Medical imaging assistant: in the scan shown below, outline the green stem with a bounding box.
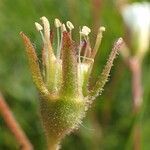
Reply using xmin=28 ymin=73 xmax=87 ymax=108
xmin=47 ymin=138 xmax=60 ymax=150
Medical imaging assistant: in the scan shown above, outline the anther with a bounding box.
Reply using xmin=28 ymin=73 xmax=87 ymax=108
xmin=99 ymin=26 xmax=106 ymax=32
xmin=66 ymin=21 xmax=74 ymax=30
xmin=40 ymin=16 xmax=50 ymax=39
xmin=80 ymin=26 xmax=91 ymax=36
xmin=116 ymin=37 xmax=123 ymax=45
xmin=54 ymin=18 xmax=62 ymax=28
xmin=35 ymin=22 xmax=43 ymax=31
xmin=62 ymin=24 xmax=67 ymax=32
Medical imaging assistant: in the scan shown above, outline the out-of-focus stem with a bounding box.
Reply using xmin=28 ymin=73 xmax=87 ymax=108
xmin=0 ymin=94 xmax=33 ymax=150
xmin=133 ymin=124 xmax=141 ymax=150
xmin=91 ymin=0 xmax=102 ymax=35
xmin=128 ymin=58 xmax=142 ymax=114
xmin=116 ymin=0 xmax=128 ymax=11
xmin=118 ymin=1 xmax=143 ymax=147
xmin=128 ymin=57 xmax=142 ymax=150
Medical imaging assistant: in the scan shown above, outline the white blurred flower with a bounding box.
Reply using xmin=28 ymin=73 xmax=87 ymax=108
xmin=122 ymin=2 xmax=150 ymax=59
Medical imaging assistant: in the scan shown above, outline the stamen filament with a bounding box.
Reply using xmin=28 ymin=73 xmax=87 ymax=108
xmin=35 ymin=22 xmax=47 ymax=81
xmin=39 ymin=31 xmax=46 ymax=81
xmin=78 ymin=56 xmax=94 ymax=62
xmin=54 ymin=18 xmax=62 ymax=58
xmin=41 ymin=16 xmax=55 ymax=90
xmin=78 ymin=27 xmax=82 ymax=95
xmin=39 ymin=31 xmax=45 ymax=43
xmin=91 ymin=26 xmax=105 ymax=59
xmin=82 ymin=36 xmax=89 ymax=63
xmin=54 ymin=18 xmax=62 ymax=90
xmin=88 ymin=26 xmax=105 ymax=76
xmin=79 ymin=27 xmax=82 ymax=64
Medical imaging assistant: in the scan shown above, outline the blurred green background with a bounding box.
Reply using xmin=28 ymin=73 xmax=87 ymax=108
xmin=0 ymin=0 xmax=150 ymax=149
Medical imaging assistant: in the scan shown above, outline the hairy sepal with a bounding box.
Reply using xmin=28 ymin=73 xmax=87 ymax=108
xmin=40 ymin=95 xmax=86 ymax=146
xmin=61 ymin=31 xmax=78 ymax=97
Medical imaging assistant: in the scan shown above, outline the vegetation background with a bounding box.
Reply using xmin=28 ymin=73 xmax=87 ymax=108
xmin=0 ymin=0 xmax=150 ymax=149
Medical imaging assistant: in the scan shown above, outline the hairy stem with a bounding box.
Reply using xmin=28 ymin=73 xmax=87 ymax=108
xmin=47 ymin=140 xmax=60 ymax=150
